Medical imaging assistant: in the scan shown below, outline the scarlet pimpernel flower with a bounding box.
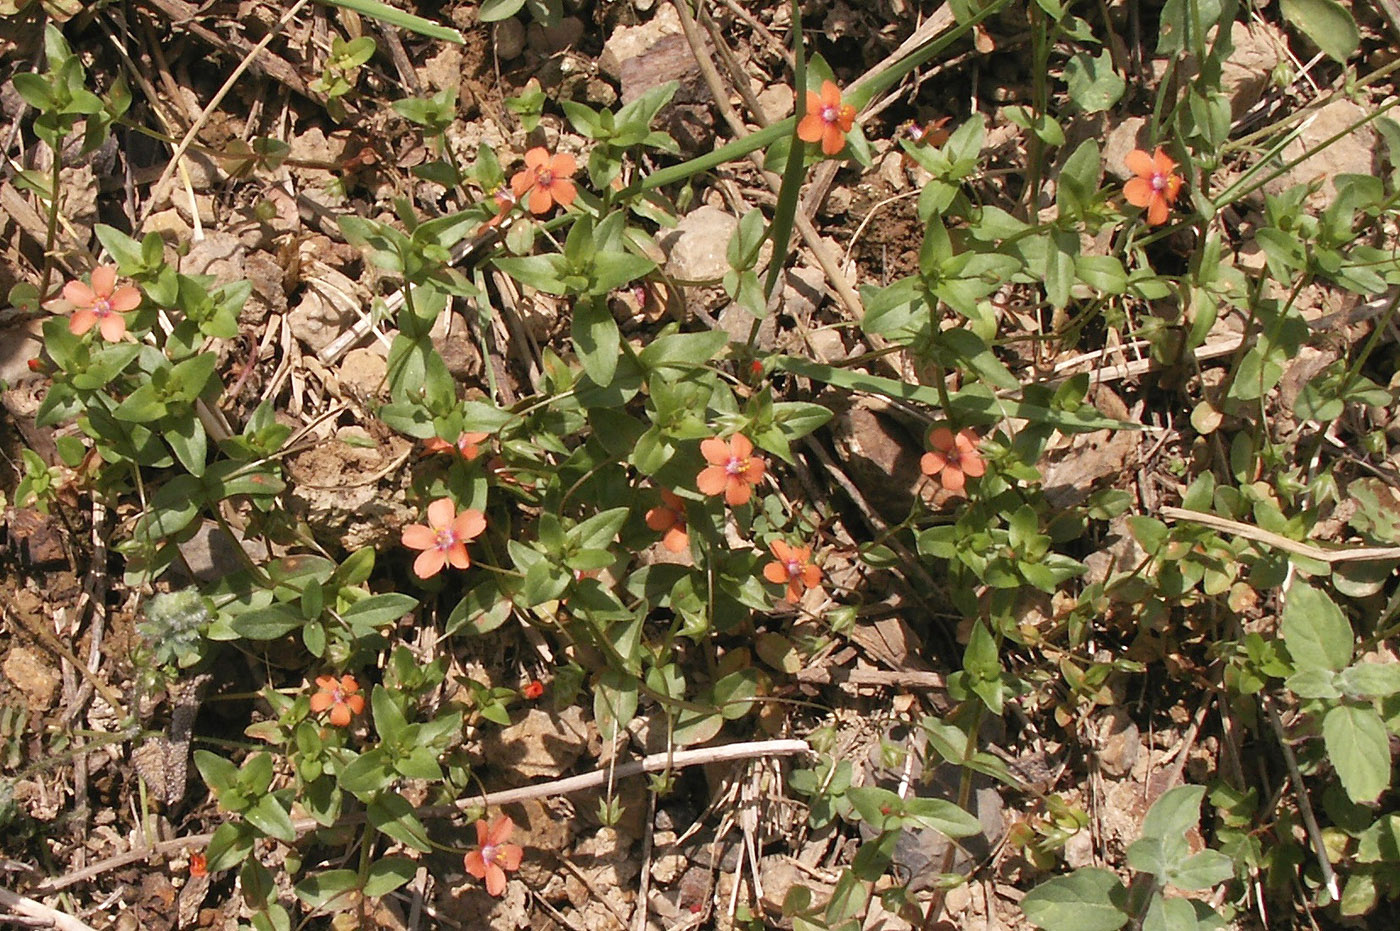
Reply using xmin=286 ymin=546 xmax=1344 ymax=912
xmin=1123 ymin=147 xmax=1183 ymax=227
xmin=697 ymin=434 xmax=766 ymax=507
xmin=309 ymin=674 xmax=366 ymax=727
xmin=464 ymin=815 xmax=524 ymax=896
xmin=401 ymin=498 xmax=487 ymax=579
xmin=645 ymin=489 xmax=690 ymax=553
xmin=763 ymin=539 xmax=823 ymax=604
xmin=510 ymin=147 xmax=577 ymax=215
xmin=63 ymin=265 xmax=140 ymax=341
xmin=797 ymin=80 xmax=856 ymax=156
xmin=521 ymin=680 xmax=544 ymax=700
xmin=423 ymin=432 xmax=490 ymax=461
xmin=920 ymin=427 xmax=985 ymax=493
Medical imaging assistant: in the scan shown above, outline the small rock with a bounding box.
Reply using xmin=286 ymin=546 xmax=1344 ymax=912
xmin=172 ymin=520 xmax=271 ymax=585
xmin=0 ymin=318 xmax=44 ymax=387
xmin=3 ymin=646 xmax=60 ymax=710
xmin=182 ymin=231 xmax=245 ymax=287
xmin=480 ymin=706 xmax=589 ymax=779
xmin=288 ymin=272 xmax=359 ymax=353
xmin=338 ymin=348 xmax=388 ymax=398
xmin=1265 ymin=98 xmax=1375 ymax=209
xmin=1094 ymin=706 xmax=1141 ymax=778
xmin=758 ymin=857 xmax=816 ymax=916
xmin=493 ymin=18 xmax=526 ymax=60
xmin=756 ymin=84 xmax=793 ymax=124
xmin=6 ymin=507 xmax=67 ymax=567
xmin=660 ymin=205 xmax=737 ymax=283
xmin=1221 ymin=20 xmax=1284 ymax=119
xmin=619 ymin=33 xmax=710 ymax=106
xmin=430 ymin=309 xmax=483 ymax=380
xmin=1102 ymin=116 xmax=1149 ymax=181
xmin=141 ymin=208 xmax=191 ymax=243
xmin=419 ymin=45 xmax=462 ymax=93
xmin=599 ymin=4 xmax=682 ymax=79
xmin=716 ymin=302 xmax=775 ymax=349
xmin=526 ymin=16 xmax=584 ymax=56
xmin=829 ymin=398 xmax=931 ymax=522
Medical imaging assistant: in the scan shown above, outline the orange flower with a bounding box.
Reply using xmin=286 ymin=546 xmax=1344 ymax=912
xmin=797 ymin=80 xmax=856 ymax=156
xmin=189 ymin=852 xmax=208 ymax=878
xmin=763 ymin=539 xmax=823 ymax=603
xmin=464 ymin=815 xmax=524 ymax=896
xmin=920 ymin=427 xmax=985 ymax=493
xmin=63 ymin=265 xmax=140 ymax=341
xmin=401 ymin=498 xmax=487 ymax=579
xmin=510 ymin=147 xmax=577 ymax=215
xmin=521 ymin=680 xmax=544 ymax=700
xmin=697 ymin=434 xmax=766 ymax=507
xmin=645 ymin=489 xmax=690 ymax=553
xmin=309 ymin=674 xmax=366 ymax=727
xmin=423 ymin=432 xmax=490 ymax=461
xmin=1123 ymin=148 xmax=1183 ymax=226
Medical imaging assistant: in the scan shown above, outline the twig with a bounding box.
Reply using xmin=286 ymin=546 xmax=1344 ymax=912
xmin=0 ymin=887 xmax=99 ymax=931
xmin=1160 ymin=506 xmax=1400 ymax=564
xmin=1263 ymin=695 xmax=1340 ymax=904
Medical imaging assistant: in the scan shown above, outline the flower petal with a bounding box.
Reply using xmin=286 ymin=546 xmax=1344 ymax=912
xmin=454 ymin=509 xmax=487 ymax=541
xmin=309 ymin=691 xmax=334 ymax=712
xmin=797 ymin=112 xmax=826 ymax=144
xmin=63 ymin=281 xmax=96 ymax=308
xmin=527 ymin=185 xmax=553 ymax=215
xmin=524 ymin=147 xmax=550 ymax=169
xmin=401 ymin=523 xmax=437 ymax=550
xmin=548 ymin=178 xmax=576 ymax=209
xmin=413 ymin=547 xmax=447 ymax=579
xmin=1152 ymin=147 xmax=1177 ymax=176
xmin=700 ymin=437 xmax=731 ymax=465
xmin=550 ymin=151 xmax=577 ymax=178
xmin=511 ymin=169 xmax=534 ymax=198
xmin=801 ymin=564 xmax=823 ymax=587
xmin=770 ymin=539 xmax=794 ymax=563
xmin=495 ymin=843 xmax=523 ymax=871
xmin=485 ymin=863 xmax=507 ymax=896
xmin=1123 ymin=177 xmax=1153 ymax=208
xmin=724 ymin=479 xmax=752 ymax=507
xmin=98 ymin=312 xmax=126 ymax=342
xmin=645 ymin=507 xmax=676 ymax=532
xmin=486 ymin=815 xmax=515 ymax=846
xmin=696 ymin=465 xmax=728 ymax=496
xmin=821 ymin=126 xmax=846 ymax=156
xmin=819 ymin=80 xmax=841 ymax=108
xmin=1146 ymin=196 xmax=1169 ymax=226
xmin=1124 ymin=149 xmax=1156 ymax=179
xmin=69 ymin=308 xmax=97 ymax=336
xmin=345 ymin=694 xmax=366 ymax=715
xmin=445 ymin=542 xmax=471 ymax=569
xmin=929 ymin=427 xmax=955 ymax=452
xmin=662 ymin=527 xmax=689 ymax=553
xmin=474 ymin=819 xmax=490 ymax=847
xmin=961 ymin=453 xmax=986 ymax=478
xmin=729 ymin=434 xmax=754 ymax=458
xmin=328 ymin=703 xmax=351 ymax=727
xmin=941 ymin=466 xmax=966 ymax=492
xmin=464 ymin=850 xmax=488 ymax=878
xmin=427 ymin=497 xmax=456 ymax=530
xmin=109 ymin=285 xmax=142 ymax=312
xmin=763 ymin=561 xmax=790 ymax=584
xmin=921 ymin=451 xmax=947 ymax=476
xmin=90 ymin=266 xmax=117 ymax=298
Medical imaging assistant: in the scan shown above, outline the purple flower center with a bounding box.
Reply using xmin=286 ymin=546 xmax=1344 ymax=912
xmin=822 ymin=104 xmax=839 ymax=124
xmin=1151 ymin=173 xmax=1167 ymax=192
xmin=537 ymin=169 xmax=553 ymax=186
xmin=93 ymin=297 xmax=112 ymax=317
xmin=786 ymin=559 xmax=801 ymax=577
xmin=481 ymin=843 xmax=497 ymax=865
xmin=725 ymin=457 xmax=746 ymax=476
xmin=435 ymin=527 xmax=458 ymax=550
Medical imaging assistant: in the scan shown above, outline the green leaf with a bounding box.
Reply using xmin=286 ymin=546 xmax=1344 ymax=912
xmin=1340 ymin=662 xmax=1400 ymax=698
xmin=340 ymin=593 xmax=418 ymax=630
xmin=363 ymin=856 xmax=416 ymax=898
xmin=1168 ymin=849 xmax=1234 ymax=890
xmin=194 ymin=749 xmax=240 ymax=796
xmin=1280 ymin=580 xmax=1353 ymax=671
xmin=337 ymin=748 xmax=396 ymax=797
xmin=1279 ymin=0 xmax=1360 ymax=63
xmin=573 ymin=297 xmax=620 ymax=387
xmin=245 ymin=793 xmax=297 ymax=843
xmin=319 ymin=0 xmax=464 ymax=43
xmin=368 ymin=793 xmax=434 ymax=853
xmin=1063 ymin=49 xmax=1124 ymax=113
xmin=478 ymin=0 xmax=526 ymax=22
xmin=293 ymin=869 xmax=360 ymax=911
xmin=229 ymin=604 xmax=303 ymax=640
xmin=1324 ymin=704 xmax=1391 ymax=803
xmin=901 ymin=796 xmax=983 ymax=837
xmin=1021 ymin=868 xmax=1128 ymax=931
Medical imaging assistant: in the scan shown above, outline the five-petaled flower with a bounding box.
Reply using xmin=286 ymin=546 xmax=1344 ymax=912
xmin=797 ymin=80 xmax=857 ymax=156
xmin=309 ymin=674 xmax=366 ymax=727
xmin=510 ymin=147 xmax=578 ymax=215
xmin=697 ymin=434 xmax=766 ymax=507
xmin=464 ymin=815 xmax=524 ymax=897
xmin=645 ymin=489 xmax=690 ymax=553
xmin=64 ymin=265 xmax=140 ymax=341
xmin=920 ymin=427 xmax=985 ymax=493
xmin=521 ymin=680 xmax=544 ymax=700
xmin=401 ymin=498 xmax=487 ymax=579
xmin=763 ymin=539 xmax=823 ymax=604
xmin=1123 ymin=148 xmax=1183 ymax=227
xmin=424 ymin=432 xmax=490 ymax=461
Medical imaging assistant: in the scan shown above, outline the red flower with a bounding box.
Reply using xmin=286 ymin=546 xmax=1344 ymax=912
xmin=401 ymin=498 xmax=487 ymax=579
xmin=521 ymin=680 xmax=544 ymax=700
xmin=464 ymin=815 xmax=524 ymax=896
xmin=644 ymin=489 xmax=690 ymax=553
xmin=189 ymin=852 xmax=208 ymax=878
xmin=697 ymin=434 xmax=766 ymax=507
xmin=1123 ymin=147 xmax=1183 ymax=226
xmin=423 ymin=432 xmax=490 ymax=461
xmin=63 ymin=265 xmax=140 ymax=341
xmin=797 ymin=80 xmax=856 ymax=156
xmin=762 ymin=539 xmax=823 ymax=603
xmin=920 ymin=427 xmax=985 ymax=493
xmin=510 ymin=147 xmax=578 ymax=215
xmin=309 ymin=674 xmax=366 ymax=727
